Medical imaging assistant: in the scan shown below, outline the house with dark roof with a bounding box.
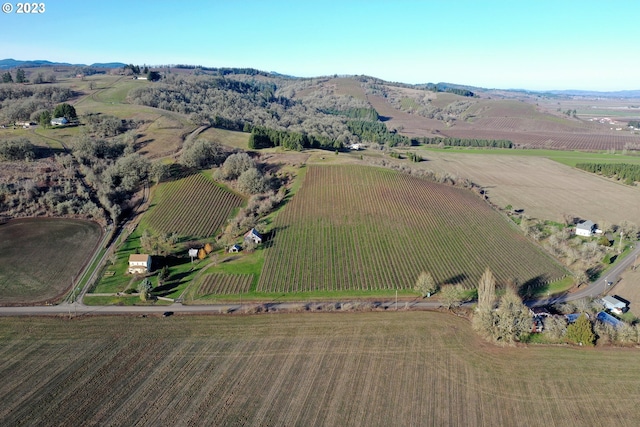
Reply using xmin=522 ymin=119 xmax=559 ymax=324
xmin=244 ymin=228 xmax=263 ymax=244
xmin=229 ymin=244 xmax=242 ymax=253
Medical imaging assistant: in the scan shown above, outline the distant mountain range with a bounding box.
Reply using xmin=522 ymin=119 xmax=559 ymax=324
xmin=0 ymin=58 xmax=126 ymax=69
xmin=2 ymin=58 xmax=639 ymax=98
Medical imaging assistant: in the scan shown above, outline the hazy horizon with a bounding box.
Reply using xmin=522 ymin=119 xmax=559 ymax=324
xmin=1 ymin=0 xmax=639 ymax=92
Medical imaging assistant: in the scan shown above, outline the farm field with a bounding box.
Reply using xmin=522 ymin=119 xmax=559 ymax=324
xmin=0 ymin=218 xmax=102 ymax=305
xmin=415 ymin=150 xmax=640 ymax=224
xmin=611 ymin=267 xmax=640 ymax=317
xmin=258 ymin=165 xmax=566 ymax=293
xmin=143 ymin=172 xmax=244 ymax=240
xmin=1 ymin=313 xmax=640 ymax=426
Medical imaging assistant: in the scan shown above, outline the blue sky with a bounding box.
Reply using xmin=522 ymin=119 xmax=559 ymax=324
xmin=1 ymin=0 xmax=638 ymax=90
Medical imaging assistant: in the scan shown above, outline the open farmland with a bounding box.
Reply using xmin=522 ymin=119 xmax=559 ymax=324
xmin=0 ymin=218 xmax=102 ymax=305
xmin=1 ymin=313 xmax=640 ymax=426
xmin=417 ymin=150 xmax=640 ymax=224
xmin=258 ymin=165 xmax=566 ymax=293
xmin=143 ymin=172 xmax=244 ymax=239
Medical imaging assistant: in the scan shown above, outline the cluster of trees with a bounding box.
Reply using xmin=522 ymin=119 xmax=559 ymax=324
xmin=1 ymin=69 xmax=27 ymax=84
xmin=247 ymin=125 xmax=336 ymax=150
xmin=0 ymin=154 xmax=104 ymax=221
xmin=347 ymin=120 xmax=412 ymax=147
xmin=472 ymin=268 xmax=532 ymax=344
xmin=140 ymin=229 xmax=178 ymax=256
xmin=128 ymin=74 xmax=358 ymax=148
xmin=575 ymin=163 xmax=640 ymax=185
xmin=0 ymin=85 xmax=74 ymax=124
xmin=179 ymin=138 xmax=227 ymax=169
xmin=0 ymin=138 xmax=35 ymax=161
xmin=418 ymin=137 xmax=513 ymax=148
xmin=84 ymin=113 xmax=140 ymax=137
xmin=73 ymin=133 xmax=150 ymax=223
xmin=628 ymin=120 xmax=640 ymax=128
xmin=219 ymin=188 xmax=285 ymax=245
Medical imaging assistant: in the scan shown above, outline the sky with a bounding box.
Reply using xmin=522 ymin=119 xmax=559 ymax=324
xmin=1 ymin=0 xmax=639 ymax=91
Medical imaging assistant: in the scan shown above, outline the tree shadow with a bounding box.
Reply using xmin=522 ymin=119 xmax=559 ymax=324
xmin=379 ymin=115 xmax=392 ymax=122
xmin=518 ymin=275 xmax=547 ymax=299
xmin=442 ymin=273 xmax=468 ymax=285
xmin=153 ymin=270 xmax=192 ymax=296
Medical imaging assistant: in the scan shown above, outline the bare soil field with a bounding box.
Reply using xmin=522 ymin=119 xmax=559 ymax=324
xmin=611 ymin=265 xmax=640 ymax=317
xmin=1 ymin=313 xmax=640 ymax=426
xmin=415 ymin=151 xmax=640 ymax=224
xmin=0 ymin=218 xmax=102 ymax=305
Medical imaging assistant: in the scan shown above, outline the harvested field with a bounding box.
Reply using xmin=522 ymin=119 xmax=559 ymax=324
xmin=439 ymin=128 xmax=640 ymax=151
xmin=143 ymin=173 xmax=244 ymax=239
xmin=0 ymin=218 xmax=102 ymax=304
xmin=258 ymin=165 xmax=566 ymax=292
xmin=417 ymin=151 xmax=640 ymax=224
xmin=611 ymin=266 xmax=640 ymax=317
xmin=1 ymin=313 xmax=640 ymax=426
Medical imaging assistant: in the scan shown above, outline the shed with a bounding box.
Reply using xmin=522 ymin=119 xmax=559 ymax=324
xmin=244 ymin=228 xmax=263 ymax=244
xmin=128 ymin=254 xmax=151 ymax=274
xmin=229 ymin=244 xmax=242 ymax=253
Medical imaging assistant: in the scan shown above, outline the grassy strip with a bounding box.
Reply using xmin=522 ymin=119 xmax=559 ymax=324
xmin=419 ymin=146 xmax=640 ymax=167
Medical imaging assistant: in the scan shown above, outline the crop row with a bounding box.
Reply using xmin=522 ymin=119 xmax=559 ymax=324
xmin=443 ymin=128 xmax=640 ymax=151
xmin=198 ymin=273 xmax=253 ymax=295
xmin=144 ymin=173 xmax=244 ymax=239
xmin=258 ymin=165 xmax=566 ymax=292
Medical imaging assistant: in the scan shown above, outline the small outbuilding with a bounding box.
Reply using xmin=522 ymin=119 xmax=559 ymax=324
xmin=244 ymin=228 xmax=263 ymax=244
xmin=229 ymin=244 xmax=242 ymax=253
xmin=128 ymin=254 xmax=152 ymax=274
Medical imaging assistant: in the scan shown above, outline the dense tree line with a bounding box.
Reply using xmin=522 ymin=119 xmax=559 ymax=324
xmin=418 ymin=137 xmax=513 ymax=148
xmin=320 ymin=107 xmax=379 ymax=120
xmin=246 ymin=125 xmax=337 ymax=150
xmin=346 ymin=120 xmax=412 ymax=147
xmin=575 ymin=163 xmax=640 ymax=185
xmin=628 ymin=120 xmax=640 ymax=128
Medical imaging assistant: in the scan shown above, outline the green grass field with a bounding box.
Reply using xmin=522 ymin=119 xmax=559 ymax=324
xmin=0 ymin=218 xmax=102 ymax=304
xmin=420 ymin=146 xmax=640 ymax=167
xmin=257 ymin=165 xmax=567 ymax=293
xmin=1 ymin=312 xmax=639 ymax=426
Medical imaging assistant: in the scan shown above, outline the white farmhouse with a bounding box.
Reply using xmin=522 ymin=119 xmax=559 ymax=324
xmin=128 ymin=254 xmax=152 ymax=274
xmin=576 ymin=220 xmax=596 ymax=237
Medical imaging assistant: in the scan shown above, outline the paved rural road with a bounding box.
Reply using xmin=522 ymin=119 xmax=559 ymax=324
xmin=1 ymin=245 xmax=638 ymax=317
xmin=528 ymin=244 xmax=640 ymax=307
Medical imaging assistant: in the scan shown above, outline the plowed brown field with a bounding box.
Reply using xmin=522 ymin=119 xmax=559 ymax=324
xmin=418 ymin=151 xmax=640 ymax=224
xmin=1 ymin=313 xmax=640 ymax=426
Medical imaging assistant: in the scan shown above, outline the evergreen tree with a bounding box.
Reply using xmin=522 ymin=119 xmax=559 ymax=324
xmin=565 ymin=314 xmax=595 ymax=346
xmin=15 ymin=68 xmax=27 ymax=83
xmin=2 ymin=72 xmax=13 ymax=83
